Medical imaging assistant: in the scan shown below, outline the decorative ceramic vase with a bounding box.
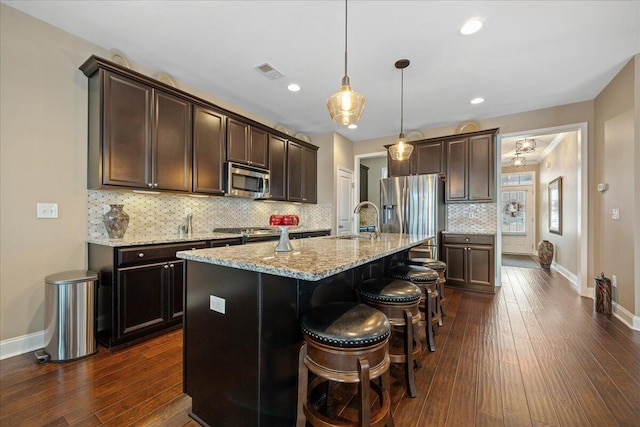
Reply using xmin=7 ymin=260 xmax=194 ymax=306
xmin=103 ymin=204 xmax=130 ymax=239
xmin=537 ymin=240 xmax=554 ymax=269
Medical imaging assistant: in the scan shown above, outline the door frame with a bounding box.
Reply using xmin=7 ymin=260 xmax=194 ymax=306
xmin=497 ymin=122 xmax=589 ymax=298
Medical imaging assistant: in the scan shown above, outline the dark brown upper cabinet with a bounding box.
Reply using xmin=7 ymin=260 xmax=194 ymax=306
xmin=414 ymin=140 xmax=444 ymax=175
xmin=287 ymin=141 xmax=317 ymax=204
xmin=227 ymin=118 xmax=269 ymax=169
xmin=87 ymin=69 xmax=191 ymax=192
xmin=268 ymin=135 xmax=287 ymax=200
xmin=445 ymin=130 xmax=496 ymax=203
xmin=387 ymin=154 xmax=412 ymax=177
xmin=192 ymin=105 xmax=226 ymax=195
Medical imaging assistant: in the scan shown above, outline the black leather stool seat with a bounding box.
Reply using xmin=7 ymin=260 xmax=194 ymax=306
xmin=388 ymin=265 xmax=439 ymax=282
xmin=406 ymin=258 xmax=446 ymax=271
xmin=301 ymin=302 xmax=391 ymax=348
xmin=359 ymin=278 xmax=423 ymax=303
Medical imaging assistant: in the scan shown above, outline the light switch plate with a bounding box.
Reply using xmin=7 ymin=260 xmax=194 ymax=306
xmin=612 ymin=208 xmax=620 ymax=220
xmin=37 ymin=203 xmax=58 ymax=219
xmin=209 ymin=295 xmax=226 ymax=314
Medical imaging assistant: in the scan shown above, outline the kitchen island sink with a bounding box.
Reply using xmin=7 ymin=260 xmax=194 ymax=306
xmin=177 ymin=233 xmax=428 ymax=426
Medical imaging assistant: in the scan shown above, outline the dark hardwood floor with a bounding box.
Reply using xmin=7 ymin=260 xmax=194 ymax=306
xmin=2 ymin=266 xmax=640 ymax=426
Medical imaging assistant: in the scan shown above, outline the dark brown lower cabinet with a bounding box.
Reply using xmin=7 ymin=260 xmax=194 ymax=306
xmin=90 ymin=241 xmax=211 ymax=348
xmin=443 ymin=233 xmax=495 ymax=293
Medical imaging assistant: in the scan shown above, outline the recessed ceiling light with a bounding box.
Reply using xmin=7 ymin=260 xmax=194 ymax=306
xmin=287 ymin=83 xmax=301 ymax=92
xmin=470 ymin=97 xmax=485 ymax=105
xmin=348 ymin=124 xmax=358 ymax=129
xmin=460 ymin=18 xmax=483 ymax=35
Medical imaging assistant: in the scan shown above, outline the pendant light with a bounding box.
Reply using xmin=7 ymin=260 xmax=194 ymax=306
xmin=327 ymin=0 xmax=365 ymax=126
xmin=388 ymin=59 xmax=414 ymax=161
xmin=510 ymin=152 xmax=526 ymax=167
xmin=516 ymin=137 xmax=536 ymax=153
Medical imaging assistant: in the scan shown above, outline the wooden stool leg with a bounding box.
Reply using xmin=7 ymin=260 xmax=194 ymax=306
xmin=426 ymin=290 xmax=436 ymax=352
xmin=413 ymin=321 xmax=422 ymax=369
xmin=439 ymin=278 xmax=447 ymax=317
xmin=358 ymin=357 xmax=371 ymax=427
xmin=403 ymin=309 xmax=417 ymax=398
xmin=296 ymin=342 xmax=308 ymax=427
xmin=380 ymin=370 xmax=394 ymax=427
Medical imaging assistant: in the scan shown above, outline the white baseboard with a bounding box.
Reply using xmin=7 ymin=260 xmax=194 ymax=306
xmin=551 ymin=261 xmax=578 ymax=287
xmin=0 ymin=330 xmax=45 ymax=360
xmin=612 ymin=302 xmax=640 ymax=331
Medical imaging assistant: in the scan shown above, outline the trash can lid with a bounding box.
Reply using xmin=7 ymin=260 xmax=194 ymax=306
xmin=45 ymin=270 xmax=98 ymax=285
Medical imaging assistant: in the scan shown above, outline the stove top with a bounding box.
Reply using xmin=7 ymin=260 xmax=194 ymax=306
xmin=213 ymin=227 xmax=278 ymax=236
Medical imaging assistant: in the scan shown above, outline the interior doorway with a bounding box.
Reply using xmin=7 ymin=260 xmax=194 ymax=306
xmin=336 ymin=167 xmax=354 ymax=235
xmin=498 ymin=122 xmax=589 ymax=297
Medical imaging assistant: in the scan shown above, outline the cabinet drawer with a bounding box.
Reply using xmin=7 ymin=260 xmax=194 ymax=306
xmin=443 ymin=234 xmax=494 ymax=245
xmin=118 ymin=242 xmax=206 ymax=267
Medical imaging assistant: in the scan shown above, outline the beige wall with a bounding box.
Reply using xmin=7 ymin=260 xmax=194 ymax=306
xmin=0 ymin=4 xmax=105 ymax=342
xmin=538 ymin=132 xmax=580 ymax=275
xmin=594 ymin=57 xmax=637 ymax=315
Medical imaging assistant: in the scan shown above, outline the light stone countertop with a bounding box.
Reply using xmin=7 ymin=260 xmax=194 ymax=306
xmin=176 ymin=233 xmax=430 ymax=281
xmin=87 ymin=228 xmax=331 ymax=247
xmin=442 ymin=231 xmax=496 ymax=236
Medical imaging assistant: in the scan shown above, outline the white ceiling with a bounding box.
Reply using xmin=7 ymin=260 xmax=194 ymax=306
xmin=4 ymin=1 xmax=639 ymax=144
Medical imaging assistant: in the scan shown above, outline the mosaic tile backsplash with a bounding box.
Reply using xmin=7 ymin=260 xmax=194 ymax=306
xmin=446 ymin=203 xmax=498 ymax=234
xmin=88 ymin=190 xmax=332 ymax=239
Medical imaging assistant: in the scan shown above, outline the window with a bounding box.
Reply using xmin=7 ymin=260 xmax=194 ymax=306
xmin=501 ymin=172 xmax=533 ymax=186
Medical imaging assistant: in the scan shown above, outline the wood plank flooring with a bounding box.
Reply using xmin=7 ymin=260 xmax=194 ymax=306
xmin=2 ymin=266 xmax=640 ymax=426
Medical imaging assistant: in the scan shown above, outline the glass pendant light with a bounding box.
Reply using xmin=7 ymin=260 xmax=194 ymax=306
xmin=388 ymin=59 xmax=414 ymax=161
xmin=327 ymin=0 xmax=365 ymax=125
xmin=510 ymin=152 xmax=526 ymax=167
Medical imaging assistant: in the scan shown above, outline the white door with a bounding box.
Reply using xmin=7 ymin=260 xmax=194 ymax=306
xmin=337 ymin=167 xmax=354 ymax=235
xmin=501 ymin=185 xmax=535 ymax=254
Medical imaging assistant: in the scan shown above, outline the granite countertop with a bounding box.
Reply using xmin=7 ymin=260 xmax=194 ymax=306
xmin=442 ymin=231 xmax=496 ymax=235
xmin=87 ymin=228 xmax=331 ymax=247
xmin=176 ymin=233 xmax=430 ymax=281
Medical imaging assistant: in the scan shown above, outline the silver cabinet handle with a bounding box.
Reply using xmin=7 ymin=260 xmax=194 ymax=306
xmin=164 ymin=264 xmax=169 ymax=269
xmin=169 ymin=264 xmax=174 ymax=268
xmin=147 ymin=183 xmax=153 ymax=188
xmin=153 ymin=183 xmax=158 ymax=188
xmin=138 ymin=252 xmax=145 ymax=258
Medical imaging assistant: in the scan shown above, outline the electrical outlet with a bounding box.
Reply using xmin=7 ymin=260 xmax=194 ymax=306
xmin=209 ymin=295 xmax=226 ymax=314
xmin=612 ymin=275 xmax=617 ymax=287
xmin=185 ymin=207 xmax=192 ymax=215
xmin=468 ymin=211 xmax=475 ymax=219
xmin=37 ymin=203 xmax=58 ymax=219
xmin=612 ymin=208 xmax=620 ymax=220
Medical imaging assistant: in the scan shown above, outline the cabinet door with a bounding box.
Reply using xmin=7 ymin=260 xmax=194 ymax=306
xmin=388 ymin=156 xmax=412 ymax=177
xmin=467 ymin=244 xmax=494 ymax=288
xmin=168 ymin=260 xmax=185 ymax=320
xmin=303 ymin=146 xmax=317 ymax=203
xmin=117 ymin=262 xmax=168 ymax=338
xmin=153 ymin=91 xmax=192 ymax=191
xmin=268 ymin=135 xmax=287 ymax=200
xmin=445 ymin=138 xmax=468 ymax=202
xmin=443 ymin=244 xmax=467 ymax=287
xmin=467 ymin=134 xmax=494 ymax=201
xmin=414 ymin=141 xmax=444 ymax=175
xmin=227 ymin=118 xmax=249 ymax=164
xmin=249 ymin=127 xmax=269 ymax=168
xmin=193 ymin=106 xmax=226 ymax=194
xmin=103 ymin=71 xmax=152 ymax=188
xmin=287 ymin=142 xmax=304 ymax=202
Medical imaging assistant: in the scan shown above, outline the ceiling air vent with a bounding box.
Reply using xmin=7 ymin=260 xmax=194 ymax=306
xmin=254 ymin=63 xmax=284 ymax=80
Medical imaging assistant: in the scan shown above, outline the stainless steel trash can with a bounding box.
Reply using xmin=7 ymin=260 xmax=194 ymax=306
xmin=38 ymin=270 xmax=99 ymax=362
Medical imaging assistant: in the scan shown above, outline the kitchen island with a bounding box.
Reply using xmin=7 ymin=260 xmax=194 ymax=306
xmin=176 ymin=233 xmax=429 ymax=427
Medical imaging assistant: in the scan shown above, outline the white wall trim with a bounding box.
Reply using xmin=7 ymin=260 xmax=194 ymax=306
xmin=612 ymin=302 xmax=640 ymax=331
xmin=552 ymin=261 xmax=580 ymax=289
xmin=0 ymin=330 xmax=44 ymax=360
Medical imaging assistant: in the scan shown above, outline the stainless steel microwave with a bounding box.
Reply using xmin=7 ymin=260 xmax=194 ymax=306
xmin=225 ymin=162 xmax=270 ymax=199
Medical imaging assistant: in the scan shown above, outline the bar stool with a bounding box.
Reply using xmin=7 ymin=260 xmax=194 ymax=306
xmin=387 ymin=265 xmax=440 ymax=352
xmin=359 ymin=278 xmax=422 ymax=398
xmin=406 ymin=258 xmax=447 ymax=318
xmin=297 ymin=302 xmax=393 ymax=427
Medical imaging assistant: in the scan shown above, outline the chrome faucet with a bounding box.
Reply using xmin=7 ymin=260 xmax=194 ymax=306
xmin=353 ymin=201 xmax=381 ymax=239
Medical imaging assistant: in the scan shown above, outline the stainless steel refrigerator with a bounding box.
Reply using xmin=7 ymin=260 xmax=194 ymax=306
xmin=380 ymin=173 xmax=446 ymax=259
